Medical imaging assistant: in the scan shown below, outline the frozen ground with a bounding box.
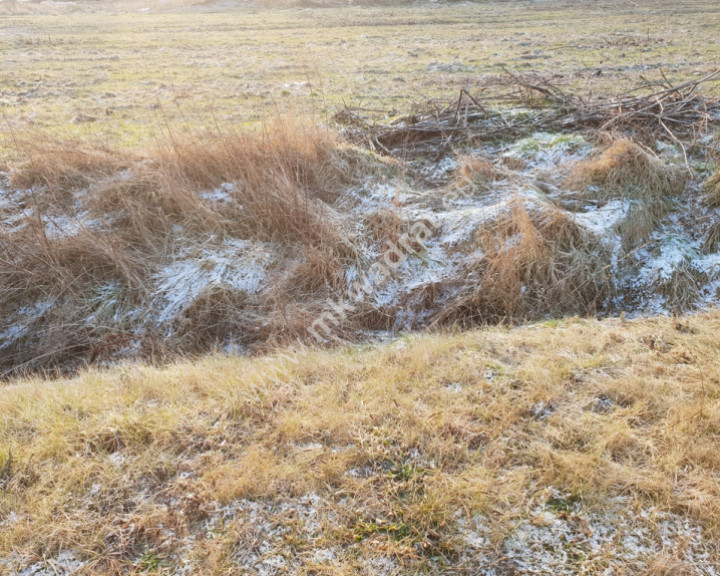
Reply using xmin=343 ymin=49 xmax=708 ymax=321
xmin=8 ymin=492 xmax=718 ymax=575
xmin=1 ymin=129 xmax=719 ymax=367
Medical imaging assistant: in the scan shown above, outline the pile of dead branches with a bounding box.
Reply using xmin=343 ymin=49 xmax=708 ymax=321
xmin=337 ymin=70 xmax=720 ymax=157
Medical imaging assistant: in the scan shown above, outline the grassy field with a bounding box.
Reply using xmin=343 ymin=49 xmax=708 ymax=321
xmin=1 ymin=312 xmax=720 ymax=574
xmin=2 ymin=0 xmax=720 ymax=148
xmin=3 ymin=0 xmax=720 ymax=573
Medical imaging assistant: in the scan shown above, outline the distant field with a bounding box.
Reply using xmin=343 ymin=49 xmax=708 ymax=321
xmin=2 ymin=0 xmax=720 ymax=148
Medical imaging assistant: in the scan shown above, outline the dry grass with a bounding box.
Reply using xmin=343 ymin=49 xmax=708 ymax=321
xmin=0 ymin=217 xmax=150 ymax=371
xmin=702 ymin=169 xmax=720 ymax=208
xmin=453 ymin=154 xmax=503 ymax=193
xmin=435 ymin=197 xmax=611 ymax=324
xmin=5 ymin=0 xmax=720 ymax=146
xmin=615 ymin=200 xmax=667 ymax=250
xmin=655 ymin=261 xmax=707 ymax=313
xmin=254 ymin=0 xmax=414 ymax=8
xmin=0 ymin=121 xmax=390 ymax=373
xmin=155 ymin=121 xmax=360 ymax=199
xmin=282 ymin=243 xmax=348 ymax=297
xmin=568 ymin=139 xmax=688 ymax=248
xmin=0 ymin=224 xmax=143 ymax=294
xmin=570 ymin=138 xmax=687 ymax=198
xmin=7 ymin=140 xmax=131 ymax=204
xmin=364 ymin=209 xmax=405 ymax=245
xmin=11 ymin=122 xmax=378 ymax=246
xmin=0 ymin=114 xmax=711 ymax=373
xmin=1 ymin=312 xmax=719 ymax=573
xmin=171 ymin=285 xmax=252 ymax=352
xmin=702 ymin=221 xmax=720 ymax=254
xmin=569 ymin=138 xmax=687 ymax=199
xmin=1 ymin=4 xmax=720 ymax=570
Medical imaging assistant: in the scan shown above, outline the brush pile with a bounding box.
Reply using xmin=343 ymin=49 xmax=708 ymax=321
xmin=339 ymin=70 xmax=720 ymax=156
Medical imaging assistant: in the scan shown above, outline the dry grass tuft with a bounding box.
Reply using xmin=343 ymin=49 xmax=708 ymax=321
xmin=172 ymin=285 xmax=251 ymax=352
xmin=655 ymin=261 xmax=706 ymax=313
xmin=364 ymin=209 xmax=404 ymax=245
xmin=569 ymin=139 xmax=687 ymax=248
xmin=702 ymin=169 xmax=720 ymax=208
xmin=0 ymin=223 xmax=145 ymax=297
xmin=87 ymin=122 xmax=371 ymax=248
xmin=8 ymin=139 xmax=130 ymax=199
xmin=453 ymin=154 xmax=502 ymax=191
xmin=155 ymin=120 xmax=385 ymax=202
xmin=87 ymin=170 xmax=217 ymax=242
xmin=569 ymin=138 xmax=687 ymax=200
xmin=701 ymin=221 xmax=720 ymax=254
xmin=501 ymin=154 xmax=527 ymax=171
xmin=615 ymin=200 xmax=667 ymax=250
xmin=0 ymin=222 xmax=147 ymax=372
xmin=282 ymin=244 xmax=347 ymax=297
xmin=434 ymin=197 xmax=611 ymax=324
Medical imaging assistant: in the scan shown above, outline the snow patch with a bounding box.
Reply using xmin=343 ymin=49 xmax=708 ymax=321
xmin=151 ymin=238 xmax=273 ymax=326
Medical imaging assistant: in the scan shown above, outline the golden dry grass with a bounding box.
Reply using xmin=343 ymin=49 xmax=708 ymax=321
xmin=1 ymin=312 xmax=720 ymax=573
xmin=654 ymin=262 xmax=708 ymax=314
xmin=364 ymin=209 xmax=405 ymax=245
xmin=453 ymin=154 xmax=503 ymax=193
xmin=9 ymin=122 xmax=383 ymax=245
xmin=702 ymin=221 xmax=720 ymax=254
xmin=702 ymin=169 xmax=720 ymax=208
xmin=8 ymin=143 xmax=129 ymax=196
xmin=615 ymin=200 xmax=662 ymax=250
xmin=435 ymin=197 xmax=611 ymax=324
xmin=568 ymin=138 xmax=687 ymax=200
xmin=0 ymin=122 xmax=392 ymax=372
xmin=568 ymin=138 xmax=688 ymax=249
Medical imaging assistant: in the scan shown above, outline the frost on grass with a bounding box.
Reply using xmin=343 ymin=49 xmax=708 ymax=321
xmin=12 ymin=551 xmax=84 ymax=576
xmin=48 ymin=489 xmax=715 ymax=575
xmin=0 ymin=299 xmax=55 ymax=352
xmin=505 ymin=131 xmax=592 ymax=167
xmin=210 ymin=131 xmax=720 ymax=332
xmin=2 ymin=127 xmax=720 ymax=368
xmin=458 ymin=491 xmax=719 ymax=575
xmin=151 ymin=237 xmax=273 ymax=328
xmin=572 ymin=199 xmax=629 ymax=236
xmin=201 ymin=494 xmax=335 ymax=576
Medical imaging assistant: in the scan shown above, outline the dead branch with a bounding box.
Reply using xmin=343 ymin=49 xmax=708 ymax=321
xmin=336 ymin=70 xmax=720 ymax=156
